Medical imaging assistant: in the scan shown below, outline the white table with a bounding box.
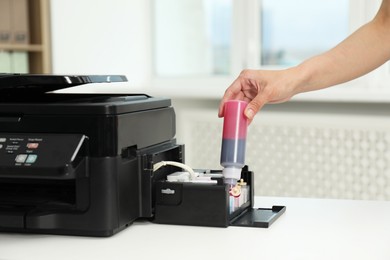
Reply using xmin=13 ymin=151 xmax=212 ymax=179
xmin=1 ymin=197 xmax=390 ymax=260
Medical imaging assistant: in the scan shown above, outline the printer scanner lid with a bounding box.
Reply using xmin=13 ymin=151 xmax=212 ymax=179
xmin=0 ymin=74 xmax=171 ymax=115
xmin=0 ymin=74 xmax=127 ymax=95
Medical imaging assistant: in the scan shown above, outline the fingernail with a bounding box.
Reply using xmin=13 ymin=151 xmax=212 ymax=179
xmin=245 ymin=108 xmax=254 ymax=119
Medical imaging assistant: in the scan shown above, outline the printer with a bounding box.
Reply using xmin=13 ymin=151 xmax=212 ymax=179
xmin=0 ymin=74 xmax=285 ymax=237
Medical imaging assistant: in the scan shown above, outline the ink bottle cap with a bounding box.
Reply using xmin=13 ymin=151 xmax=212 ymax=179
xmin=223 ymin=167 xmax=241 ymax=184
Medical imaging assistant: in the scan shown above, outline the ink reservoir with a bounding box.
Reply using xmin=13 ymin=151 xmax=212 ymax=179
xmin=154 ymin=165 xmax=285 ymax=228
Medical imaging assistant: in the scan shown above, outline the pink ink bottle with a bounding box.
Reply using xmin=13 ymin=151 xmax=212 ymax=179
xmin=220 ymin=100 xmax=248 ymax=185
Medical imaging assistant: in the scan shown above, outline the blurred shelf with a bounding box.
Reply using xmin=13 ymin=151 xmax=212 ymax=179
xmin=0 ymin=0 xmax=51 ymax=74
xmin=0 ymin=44 xmax=43 ymax=52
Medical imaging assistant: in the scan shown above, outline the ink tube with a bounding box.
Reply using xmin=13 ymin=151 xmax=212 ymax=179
xmin=220 ymin=100 xmax=248 ymax=185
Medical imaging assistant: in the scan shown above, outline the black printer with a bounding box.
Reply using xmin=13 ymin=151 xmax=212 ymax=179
xmin=0 ymin=74 xmax=285 ymax=237
xmin=0 ymin=74 xmax=185 ymax=236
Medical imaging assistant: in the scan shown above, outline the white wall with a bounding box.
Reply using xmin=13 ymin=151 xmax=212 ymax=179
xmin=50 ymin=0 xmax=152 ymax=92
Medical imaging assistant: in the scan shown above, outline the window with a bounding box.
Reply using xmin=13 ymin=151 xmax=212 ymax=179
xmin=152 ymin=0 xmax=385 ymax=101
xmin=261 ymin=0 xmax=349 ymax=66
xmin=153 ymin=0 xmax=232 ymax=77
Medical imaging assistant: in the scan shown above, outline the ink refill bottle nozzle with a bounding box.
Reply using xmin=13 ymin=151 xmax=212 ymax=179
xmin=220 ymin=100 xmax=248 ymax=185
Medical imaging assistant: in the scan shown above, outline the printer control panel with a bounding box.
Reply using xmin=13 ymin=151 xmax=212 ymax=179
xmin=0 ymin=133 xmax=86 ymax=169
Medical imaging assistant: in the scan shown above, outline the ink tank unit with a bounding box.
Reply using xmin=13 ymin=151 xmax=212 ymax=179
xmin=153 ymin=99 xmax=285 ymax=228
xmin=153 ymin=165 xmax=285 ymax=228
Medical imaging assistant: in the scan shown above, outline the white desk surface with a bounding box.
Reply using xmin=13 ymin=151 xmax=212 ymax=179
xmin=1 ymin=196 xmax=390 ymax=260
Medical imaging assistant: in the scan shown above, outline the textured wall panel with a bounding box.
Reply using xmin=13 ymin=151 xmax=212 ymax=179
xmin=177 ymin=105 xmax=390 ymax=200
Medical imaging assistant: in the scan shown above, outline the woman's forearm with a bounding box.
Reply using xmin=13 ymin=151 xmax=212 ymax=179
xmin=293 ymin=0 xmax=390 ymax=94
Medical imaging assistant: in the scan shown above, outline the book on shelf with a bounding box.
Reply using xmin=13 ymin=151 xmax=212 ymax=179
xmin=0 ymin=0 xmax=30 ymax=45
xmin=11 ymin=51 xmax=29 ymax=73
xmin=0 ymin=0 xmax=12 ymax=44
xmin=0 ymin=51 xmax=29 ymax=73
xmin=0 ymin=51 xmax=12 ymax=73
xmin=11 ymin=0 xmax=30 ymax=44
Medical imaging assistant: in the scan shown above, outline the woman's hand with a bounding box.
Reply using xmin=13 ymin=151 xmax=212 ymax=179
xmin=218 ymin=68 xmax=301 ymax=123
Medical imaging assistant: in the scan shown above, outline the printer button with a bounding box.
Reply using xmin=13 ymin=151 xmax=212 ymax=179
xmin=15 ymin=154 xmax=28 ymax=163
xmin=27 ymin=143 xmax=39 ymax=149
xmin=26 ymin=154 xmax=38 ymax=164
